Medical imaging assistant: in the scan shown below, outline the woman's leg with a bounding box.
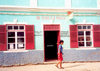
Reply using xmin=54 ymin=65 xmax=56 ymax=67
xmin=60 ymin=61 xmax=64 ymax=69
xmin=56 ymin=60 xmax=60 ymax=67
xmin=59 ymin=61 xmax=62 ymax=68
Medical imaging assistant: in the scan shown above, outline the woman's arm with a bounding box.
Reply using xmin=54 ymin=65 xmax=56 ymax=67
xmin=58 ymin=46 xmax=61 ymax=55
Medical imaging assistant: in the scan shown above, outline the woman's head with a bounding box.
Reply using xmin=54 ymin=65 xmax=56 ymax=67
xmin=59 ymin=40 xmax=64 ymax=45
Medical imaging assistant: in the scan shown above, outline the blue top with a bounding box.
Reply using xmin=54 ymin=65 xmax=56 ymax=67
xmin=58 ymin=44 xmax=63 ymax=54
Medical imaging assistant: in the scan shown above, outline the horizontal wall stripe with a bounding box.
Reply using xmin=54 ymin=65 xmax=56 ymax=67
xmin=0 ymin=6 xmax=100 ymax=12
xmin=0 ymin=12 xmax=99 ymax=16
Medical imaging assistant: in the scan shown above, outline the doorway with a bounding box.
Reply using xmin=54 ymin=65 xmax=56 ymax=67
xmin=44 ymin=31 xmax=60 ymax=61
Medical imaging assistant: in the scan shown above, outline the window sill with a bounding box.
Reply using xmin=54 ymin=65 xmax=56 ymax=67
xmin=76 ymin=47 xmax=96 ymax=50
xmin=64 ymin=48 xmax=98 ymax=50
xmin=3 ymin=49 xmax=28 ymax=53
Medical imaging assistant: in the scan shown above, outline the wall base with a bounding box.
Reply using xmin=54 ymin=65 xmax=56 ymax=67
xmin=0 ymin=50 xmax=44 ymax=66
xmin=0 ymin=48 xmax=100 ymax=66
xmin=63 ymin=48 xmax=100 ymax=62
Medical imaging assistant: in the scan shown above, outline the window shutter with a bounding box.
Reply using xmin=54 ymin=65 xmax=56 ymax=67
xmin=25 ymin=25 xmax=35 ymax=50
xmin=70 ymin=25 xmax=78 ymax=48
xmin=0 ymin=25 xmax=7 ymax=51
xmin=93 ymin=25 xmax=100 ymax=47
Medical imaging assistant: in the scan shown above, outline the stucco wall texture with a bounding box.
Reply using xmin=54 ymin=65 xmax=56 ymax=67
xmin=63 ymin=48 xmax=100 ymax=62
xmin=0 ymin=50 xmax=44 ymax=66
xmin=0 ymin=49 xmax=100 ymax=66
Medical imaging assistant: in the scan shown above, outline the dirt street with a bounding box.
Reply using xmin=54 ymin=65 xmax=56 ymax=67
xmin=0 ymin=62 xmax=100 ymax=71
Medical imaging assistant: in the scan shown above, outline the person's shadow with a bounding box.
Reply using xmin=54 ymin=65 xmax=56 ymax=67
xmin=64 ymin=64 xmax=84 ymax=68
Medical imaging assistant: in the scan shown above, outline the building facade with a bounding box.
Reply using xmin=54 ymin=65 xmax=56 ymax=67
xmin=0 ymin=0 xmax=100 ymax=66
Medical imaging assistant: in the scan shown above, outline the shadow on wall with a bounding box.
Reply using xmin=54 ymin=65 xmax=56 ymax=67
xmin=70 ymin=18 xmax=77 ymax=25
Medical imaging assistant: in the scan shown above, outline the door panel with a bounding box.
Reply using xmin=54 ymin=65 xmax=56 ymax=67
xmin=45 ymin=31 xmax=58 ymax=60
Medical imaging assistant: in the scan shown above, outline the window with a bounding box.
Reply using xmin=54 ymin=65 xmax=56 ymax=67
xmin=17 ymin=32 xmax=24 ymax=49
xmin=14 ymin=26 xmax=18 ymax=30
xmin=7 ymin=25 xmax=25 ymax=30
xmin=8 ymin=26 xmax=12 ymax=30
xmin=70 ymin=24 xmax=100 ymax=48
xmin=7 ymin=25 xmax=25 ymax=50
xmin=19 ymin=26 xmax=24 ymax=29
xmin=78 ymin=25 xmax=93 ymax=47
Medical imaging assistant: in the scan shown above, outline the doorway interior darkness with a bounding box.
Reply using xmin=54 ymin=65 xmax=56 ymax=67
xmin=44 ymin=31 xmax=59 ymax=61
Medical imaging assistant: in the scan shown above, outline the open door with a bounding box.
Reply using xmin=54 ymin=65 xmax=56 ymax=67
xmin=44 ymin=24 xmax=60 ymax=61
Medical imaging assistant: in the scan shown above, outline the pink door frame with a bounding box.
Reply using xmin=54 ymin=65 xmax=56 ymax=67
xmin=43 ymin=24 xmax=60 ymax=61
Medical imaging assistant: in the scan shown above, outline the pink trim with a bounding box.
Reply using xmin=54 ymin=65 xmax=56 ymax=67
xmin=6 ymin=24 xmax=25 ymax=25
xmin=25 ymin=24 xmax=26 ymax=50
xmin=43 ymin=24 xmax=60 ymax=61
xmin=25 ymin=25 xmax=35 ymax=50
xmin=44 ymin=24 xmax=60 ymax=31
xmin=43 ymin=30 xmax=45 ymax=61
xmin=0 ymin=25 xmax=7 ymax=51
xmin=5 ymin=24 xmax=7 ymax=51
xmin=70 ymin=25 xmax=78 ymax=48
xmin=92 ymin=25 xmax=94 ymax=47
xmin=7 ymin=30 xmax=25 ymax=32
xmin=93 ymin=24 xmax=100 ymax=47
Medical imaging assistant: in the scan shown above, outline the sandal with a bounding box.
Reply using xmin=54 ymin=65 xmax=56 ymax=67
xmin=60 ymin=67 xmax=64 ymax=69
xmin=55 ymin=65 xmax=59 ymax=68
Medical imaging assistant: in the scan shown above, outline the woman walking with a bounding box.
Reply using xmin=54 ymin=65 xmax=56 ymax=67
xmin=56 ymin=40 xmax=64 ymax=69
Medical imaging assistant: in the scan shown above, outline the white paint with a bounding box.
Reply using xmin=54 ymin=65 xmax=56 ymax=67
xmin=38 ymin=0 xmax=71 ymax=9
xmin=18 ymin=44 xmax=24 ymax=47
xmin=97 ymin=0 xmax=100 ymax=8
xmin=65 ymin=0 xmax=71 ymax=9
xmin=14 ymin=19 xmax=18 ymax=24
xmin=4 ymin=19 xmax=27 ymax=24
xmin=75 ymin=48 xmax=96 ymax=50
xmin=0 ymin=0 xmax=37 ymax=8
xmin=30 ymin=0 xmax=37 ymax=8
xmin=10 ymin=44 xmax=13 ymax=49
xmin=64 ymin=48 xmax=97 ymax=50
xmin=83 ymin=19 xmax=87 ymax=24
xmin=4 ymin=50 xmax=28 ymax=53
xmin=76 ymin=20 xmax=95 ymax=25
xmin=15 ymin=32 xmax=17 ymax=50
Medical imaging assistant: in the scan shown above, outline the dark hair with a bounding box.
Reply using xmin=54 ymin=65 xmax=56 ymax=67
xmin=59 ymin=40 xmax=64 ymax=44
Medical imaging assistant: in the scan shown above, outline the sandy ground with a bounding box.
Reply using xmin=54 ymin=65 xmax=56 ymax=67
xmin=0 ymin=62 xmax=100 ymax=71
